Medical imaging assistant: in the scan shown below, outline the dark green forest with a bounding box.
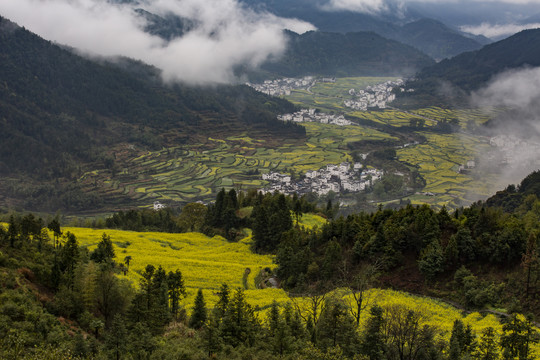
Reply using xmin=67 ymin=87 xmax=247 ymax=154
xmin=2 ymin=173 xmax=540 ymax=359
xmin=255 ymin=30 xmax=434 ymax=79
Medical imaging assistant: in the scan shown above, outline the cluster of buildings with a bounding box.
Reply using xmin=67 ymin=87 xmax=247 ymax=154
xmin=343 ymin=79 xmax=404 ymax=111
xmin=246 ymin=76 xmax=317 ymax=96
xmin=261 ymin=162 xmax=383 ymax=196
xmin=277 ymin=108 xmax=353 ymax=126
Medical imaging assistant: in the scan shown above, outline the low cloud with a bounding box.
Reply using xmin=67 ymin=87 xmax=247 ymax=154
xmin=320 ymin=0 xmax=407 ymax=15
xmin=461 ymin=22 xmax=540 ymax=39
xmin=0 ymin=0 xmax=315 ymax=84
xmin=470 ymin=67 xmax=540 ymax=190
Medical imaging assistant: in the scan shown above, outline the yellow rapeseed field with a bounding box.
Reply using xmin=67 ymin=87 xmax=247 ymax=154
xmin=58 ymin=226 xmax=538 ymax=356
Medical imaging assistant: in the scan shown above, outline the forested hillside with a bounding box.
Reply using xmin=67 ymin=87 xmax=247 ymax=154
xmin=0 ymin=16 xmax=302 ymax=211
xmin=256 ymin=30 xmax=435 ymax=79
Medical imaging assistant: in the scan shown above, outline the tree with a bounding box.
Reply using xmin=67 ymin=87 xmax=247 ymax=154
xmin=316 ymin=297 xmax=360 ymax=357
xmin=177 ymin=202 xmax=207 ymax=232
xmin=267 ymin=300 xmax=294 ymax=356
xmin=475 ymin=327 xmax=499 ymax=360
xmin=448 ymin=319 xmax=475 ymax=359
xmin=124 ymin=255 xmax=132 ymax=273
xmin=48 ymin=218 xmax=62 ymax=249
xmin=128 ymin=322 xmax=157 ymax=359
xmin=501 ymin=314 xmax=538 ymax=360
xmin=60 ymin=232 xmax=80 ymax=290
xmin=167 ymin=269 xmax=186 ymax=320
xmin=105 ymin=314 xmax=128 ymax=360
xmin=219 ymin=288 xmax=258 ymax=347
xmin=346 ymin=264 xmax=378 ymax=327
xmin=7 ymin=215 xmax=19 ymax=248
xmin=95 ymin=267 xmax=133 ymax=328
xmin=189 ymin=289 xmax=207 ymax=329
xmin=214 ymin=283 xmax=230 ymax=321
xmin=360 ymin=305 xmax=386 ymax=360
xmin=521 ymin=233 xmax=539 ymax=298
xmin=90 ymin=233 xmax=115 ymax=264
xmin=384 ymin=304 xmax=432 ymax=360
xmin=418 ymin=240 xmax=444 ymax=282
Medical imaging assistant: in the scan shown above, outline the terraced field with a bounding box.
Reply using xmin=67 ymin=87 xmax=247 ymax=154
xmin=397 ymin=132 xmax=494 ymax=206
xmin=80 ymin=123 xmax=396 ymax=207
xmin=76 ymin=77 xmax=500 ymax=210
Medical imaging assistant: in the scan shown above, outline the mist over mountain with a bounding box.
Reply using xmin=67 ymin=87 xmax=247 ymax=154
xmin=0 ymin=16 xmax=302 ymax=211
xmin=241 ymin=0 xmax=486 ymax=60
xmin=403 ymin=28 xmax=540 ymax=102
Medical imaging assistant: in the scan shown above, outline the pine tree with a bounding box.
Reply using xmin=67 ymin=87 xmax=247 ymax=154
xmin=360 ymin=305 xmax=386 ymax=360
xmin=128 ymin=322 xmax=157 ymax=359
xmin=60 ymin=232 xmax=80 ymax=290
xmin=167 ymin=269 xmax=186 ymax=320
xmin=214 ymin=283 xmax=230 ymax=321
xmin=105 ymin=314 xmax=128 ymax=360
xmin=90 ymin=233 xmax=116 ymax=264
xmin=189 ymin=289 xmax=207 ymax=329
xmin=267 ymin=300 xmax=293 ymax=356
xmin=219 ymin=288 xmax=258 ymax=347
xmin=475 ymin=327 xmax=499 ymax=360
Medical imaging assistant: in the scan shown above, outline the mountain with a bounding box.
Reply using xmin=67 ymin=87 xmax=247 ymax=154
xmin=240 ymin=0 xmax=486 ymax=60
xmin=0 ymin=16 xmax=301 ymax=211
xmin=396 ymin=19 xmax=488 ymax=60
xmin=255 ymin=30 xmax=435 ymax=79
xmin=398 ymin=28 xmax=540 ymax=106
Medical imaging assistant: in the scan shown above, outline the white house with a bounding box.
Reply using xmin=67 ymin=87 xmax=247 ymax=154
xmin=153 ymin=201 xmax=165 ymax=211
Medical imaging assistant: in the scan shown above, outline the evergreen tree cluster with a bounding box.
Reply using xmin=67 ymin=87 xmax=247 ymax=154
xmin=276 ymin=195 xmax=540 ymax=314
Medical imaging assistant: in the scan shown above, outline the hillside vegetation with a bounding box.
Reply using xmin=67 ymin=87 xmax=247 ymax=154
xmin=2 ymin=177 xmax=540 ymax=358
xmin=257 ymin=30 xmax=435 ymax=79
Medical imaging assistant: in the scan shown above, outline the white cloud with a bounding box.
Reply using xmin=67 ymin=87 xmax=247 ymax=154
xmin=461 ymin=22 xmax=540 ymax=38
xmin=472 ymin=67 xmax=540 ymax=110
xmin=0 ymin=0 xmax=316 ymax=84
xmin=471 ymin=67 xmax=540 ymax=190
xmin=321 ymin=0 xmax=392 ymax=13
xmin=321 ymin=0 xmax=540 ymax=14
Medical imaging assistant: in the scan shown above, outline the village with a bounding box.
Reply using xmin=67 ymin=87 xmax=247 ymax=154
xmin=261 ymin=162 xmax=383 ymax=196
xmin=343 ymin=79 xmax=405 ymax=110
xmin=245 ymin=76 xmax=320 ymax=96
xmin=277 ymin=108 xmax=353 ymax=126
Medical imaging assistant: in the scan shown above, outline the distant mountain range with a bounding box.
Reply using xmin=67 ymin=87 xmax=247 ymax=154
xmin=398 ymin=28 xmax=540 ymax=106
xmin=240 ymin=0 xmax=488 ymax=60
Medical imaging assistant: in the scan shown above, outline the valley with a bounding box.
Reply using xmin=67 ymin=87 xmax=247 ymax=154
xmin=74 ymin=76 xmax=501 ymax=214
